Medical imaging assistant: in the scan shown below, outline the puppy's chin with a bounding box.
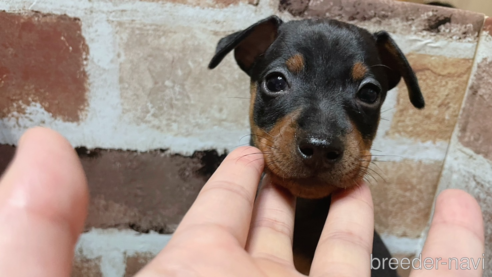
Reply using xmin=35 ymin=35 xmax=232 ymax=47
xmin=267 ymin=170 xmax=354 ymax=199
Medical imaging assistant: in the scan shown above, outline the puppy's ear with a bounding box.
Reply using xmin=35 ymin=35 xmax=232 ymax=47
xmin=374 ymin=31 xmax=425 ymax=109
xmin=208 ymin=16 xmax=283 ymax=75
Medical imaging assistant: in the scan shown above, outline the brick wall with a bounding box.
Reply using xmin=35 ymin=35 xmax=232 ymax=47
xmin=0 ymin=0 xmax=490 ymax=276
xmin=403 ymin=0 xmax=492 ymax=16
xmin=437 ymin=17 xmax=492 ymax=272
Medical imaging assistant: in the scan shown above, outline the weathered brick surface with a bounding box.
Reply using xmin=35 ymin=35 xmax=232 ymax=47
xmin=445 ymin=0 xmax=492 ymax=16
xmin=115 ymin=22 xmax=250 ymax=137
xmin=436 ymin=17 xmax=492 ymax=275
xmin=485 ymin=16 xmax=492 ymax=35
xmin=369 ymin=160 xmax=442 ymax=238
xmin=279 ymin=0 xmax=310 ymax=16
xmin=72 ymin=256 xmax=102 ymax=277
xmin=388 ymin=54 xmax=473 ymax=142
xmin=125 ymin=252 xmax=154 ymax=277
xmin=283 ymin=0 xmax=484 ymax=40
xmin=137 ymin=0 xmax=255 ymax=7
xmin=458 ymin=58 xmax=492 ymax=160
xmin=81 ymin=149 xmax=223 ymax=232
xmin=0 ymin=11 xmax=88 ymax=122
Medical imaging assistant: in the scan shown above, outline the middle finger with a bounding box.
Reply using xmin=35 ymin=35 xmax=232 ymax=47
xmin=310 ymin=183 xmax=374 ymax=277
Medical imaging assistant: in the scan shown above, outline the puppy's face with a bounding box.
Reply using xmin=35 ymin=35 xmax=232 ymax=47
xmin=209 ymin=17 xmax=424 ymax=199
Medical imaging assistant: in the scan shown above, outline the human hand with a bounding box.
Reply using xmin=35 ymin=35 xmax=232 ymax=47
xmin=0 ymin=128 xmax=484 ymax=277
xmin=134 ymin=146 xmax=485 ymax=277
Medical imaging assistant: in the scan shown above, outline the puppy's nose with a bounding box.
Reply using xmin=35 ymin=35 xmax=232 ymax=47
xmin=297 ymin=137 xmax=344 ymax=168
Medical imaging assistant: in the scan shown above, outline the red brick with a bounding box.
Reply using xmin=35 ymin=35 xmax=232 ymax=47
xmin=485 ymin=17 xmax=492 ymax=35
xmin=80 ymin=149 xmax=222 ymax=232
xmin=369 ymin=160 xmax=442 ymax=237
xmin=135 ymin=0 xmax=254 ymax=8
xmin=387 ymin=54 xmax=473 ymax=142
xmin=284 ymin=0 xmax=484 ymax=40
xmin=0 ymin=11 xmax=88 ymax=122
xmin=125 ymin=252 xmax=154 ymax=277
xmin=72 ymin=257 xmax=102 ymax=277
xmin=279 ymin=0 xmax=310 ymax=16
xmin=458 ymin=59 xmax=492 ymax=161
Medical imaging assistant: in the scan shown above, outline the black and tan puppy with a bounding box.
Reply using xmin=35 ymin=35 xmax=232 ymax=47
xmin=209 ymin=16 xmax=424 ymax=276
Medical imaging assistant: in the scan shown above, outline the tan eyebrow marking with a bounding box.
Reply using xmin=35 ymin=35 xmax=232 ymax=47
xmin=352 ymin=62 xmax=368 ymax=80
xmin=286 ymin=54 xmax=304 ymax=74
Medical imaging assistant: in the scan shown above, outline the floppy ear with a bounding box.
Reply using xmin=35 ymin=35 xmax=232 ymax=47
xmin=208 ymin=15 xmax=283 ymax=75
xmin=374 ymin=31 xmax=425 ymax=109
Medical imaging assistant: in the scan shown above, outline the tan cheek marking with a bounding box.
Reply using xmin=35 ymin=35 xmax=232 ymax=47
xmin=347 ymin=121 xmax=365 ymax=153
xmin=254 ymin=110 xmax=301 ymax=178
xmin=286 ymin=54 xmax=304 ymax=74
xmin=346 ymin=121 xmax=373 ymax=179
xmin=352 ymin=62 xmax=368 ymax=80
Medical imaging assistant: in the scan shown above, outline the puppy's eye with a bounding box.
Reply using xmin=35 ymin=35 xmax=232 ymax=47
xmin=265 ymin=74 xmax=288 ymax=93
xmin=357 ymin=84 xmax=380 ymax=104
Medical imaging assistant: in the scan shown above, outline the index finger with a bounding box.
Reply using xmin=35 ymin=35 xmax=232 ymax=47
xmin=174 ymin=146 xmax=264 ymax=246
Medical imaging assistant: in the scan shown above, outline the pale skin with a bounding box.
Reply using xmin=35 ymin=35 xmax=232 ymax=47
xmin=0 ymin=127 xmax=484 ymax=277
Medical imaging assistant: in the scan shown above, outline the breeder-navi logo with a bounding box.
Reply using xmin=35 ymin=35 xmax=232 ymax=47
xmin=371 ymin=254 xmax=485 ymax=271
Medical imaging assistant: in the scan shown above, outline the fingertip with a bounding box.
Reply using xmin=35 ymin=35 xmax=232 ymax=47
xmin=15 ymin=127 xmax=83 ymax=176
xmin=176 ymin=146 xmax=265 ymax=245
xmin=0 ymin=127 xmax=88 ymax=276
xmin=18 ymin=127 xmax=72 ymax=150
xmin=436 ymin=189 xmax=480 ymax=212
xmin=230 ymin=146 xmax=263 ymax=159
xmin=332 ymin=181 xmax=373 ymax=209
xmin=434 ymin=189 xmax=484 ymax=242
xmin=6 ymin=127 xmax=89 ymax=236
xmin=226 ymin=146 xmax=264 ymax=174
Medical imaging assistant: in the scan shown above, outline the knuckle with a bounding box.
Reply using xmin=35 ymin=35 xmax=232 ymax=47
xmin=253 ymin=214 xmax=293 ymax=239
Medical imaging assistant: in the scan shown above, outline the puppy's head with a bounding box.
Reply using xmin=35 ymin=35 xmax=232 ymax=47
xmin=209 ymin=16 xmax=424 ymax=199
